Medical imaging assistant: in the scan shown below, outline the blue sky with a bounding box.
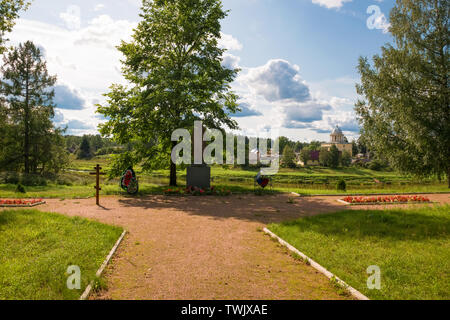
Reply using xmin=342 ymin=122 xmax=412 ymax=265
xmin=8 ymin=0 xmax=395 ymax=141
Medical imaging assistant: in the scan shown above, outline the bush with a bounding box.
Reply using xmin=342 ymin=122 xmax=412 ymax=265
xmin=16 ymin=183 xmax=26 ymax=193
xmin=21 ymin=174 xmax=48 ymax=186
xmin=3 ymin=172 xmax=20 ymax=184
xmin=56 ymin=178 xmax=73 ymax=186
xmin=336 ymin=179 xmax=347 ymax=192
xmin=368 ymin=160 xmax=384 ymax=171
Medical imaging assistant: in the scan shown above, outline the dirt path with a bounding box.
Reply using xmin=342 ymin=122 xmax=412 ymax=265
xmin=29 ymin=193 xmax=449 ymax=300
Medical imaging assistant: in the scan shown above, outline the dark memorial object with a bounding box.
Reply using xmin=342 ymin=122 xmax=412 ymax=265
xmin=187 ymin=164 xmax=211 ymax=189
xmin=121 ymin=167 xmax=139 ymax=194
xmin=255 ymin=172 xmax=270 ymax=189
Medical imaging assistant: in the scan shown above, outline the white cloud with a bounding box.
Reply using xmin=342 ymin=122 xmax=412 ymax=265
xmin=94 ymin=4 xmax=105 ymax=12
xmin=59 ymin=5 xmax=81 ymax=30
xmin=74 ymin=15 xmax=136 ymax=49
xmin=53 ymin=84 xmax=86 ymax=110
xmin=243 ymin=59 xmax=311 ymax=103
xmin=311 ymin=0 xmax=352 ymax=9
xmin=9 ymin=15 xmax=137 ymax=135
xmin=222 ymin=53 xmax=240 ymax=69
xmin=219 ymin=32 xmax=243 ymax=51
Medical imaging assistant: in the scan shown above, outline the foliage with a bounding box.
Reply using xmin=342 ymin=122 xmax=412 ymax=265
xmin=336 ymin=179 xmax=346 ymax=192
xmin=0 ymin=0 xmax=30 ymax=53
xmin=299 ymin=148 xmax=311 ymax=165
xmin=0 ymin=41 xmax=68 ymax=174
xmin=77 ymin=136 xmax=93 ymax=159
xmin=328 ymin=145 xmax=340 ymax=168
xmin=319 ymin=148 xmax=330 ymax=167
xmin=281 ymin=145 xmax=297 ymax=168
xmin=97 ymin=0 xmax=240 ymax=186
xmin=341 ymin=151 xmax=352 ymax=167
xmin=355 ymin=0 xmax=450 ymax=187
xmin=15 ymin=182 xmax=25 ymax=193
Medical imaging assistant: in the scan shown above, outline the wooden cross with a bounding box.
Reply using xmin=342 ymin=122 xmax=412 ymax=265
xmin=90 ymin=164 xmax=106 ymax=206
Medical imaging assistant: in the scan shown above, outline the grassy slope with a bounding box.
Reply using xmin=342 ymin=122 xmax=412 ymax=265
xmin=268 ymin=205 xmax=450 ymax=300
xmin=0 ymin=209 xmax=123 ymax=300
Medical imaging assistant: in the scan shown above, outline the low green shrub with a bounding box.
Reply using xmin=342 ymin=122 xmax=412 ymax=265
xmin=336 ymin=179 xmax=347 ymax=192
xmin=15 ymin=183 xmax=26 ymax=193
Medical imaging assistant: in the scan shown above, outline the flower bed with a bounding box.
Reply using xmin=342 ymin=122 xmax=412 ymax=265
xmin=164 ymin=186 xmax=231 ymax=197
xmin=0 ymin=199 xmax=46 ymax=207
xmin=339 ymin=195 xmax=431 ymax=205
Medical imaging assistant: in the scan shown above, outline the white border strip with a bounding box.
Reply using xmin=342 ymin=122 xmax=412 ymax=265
xmin=337 ymin=199 xmax=433 ymax=206
xmin=79 ymin=230 xmax=127 ymax=300
xmin=0 ymin=201 xmax=46 ymax=207
xmin=263 ymin=228 xmax=370 ymax=301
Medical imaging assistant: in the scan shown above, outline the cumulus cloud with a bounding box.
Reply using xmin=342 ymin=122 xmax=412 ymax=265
xmin=53 ymin=85 xmax=86 ymax=110
xmin=222 ymin=53 xmax=241 ymax=69
xmin=66 ymin=119 xmax=93 ymax=130
xmin=94 ymin=4 xmax=105 ymax=12
xmin=367 ymin=5 xmax=391 ymax=34
xmin=312 ymin=112 xmax=360 ymax=134
xmin=311 ymin=0 xmax=352 ymax=9
xmin=244 ymin=59 xmax=311 ymax=103
xmin=60 ymin=5 xmax=81 ymax=30
xmin=74 ymin=15 xmax=137 ymax=49
xmin=218 ymin=32 xmax=243 ymax=51
xmin=282 ymin=101 xmax=332 ymax=127
xmin=52 ymin=110 xmax=65 ymax=123
xmin=232 ymin=102 xmax=263 ymax=118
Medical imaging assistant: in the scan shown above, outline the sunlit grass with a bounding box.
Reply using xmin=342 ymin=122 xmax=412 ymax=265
xmin=0 ymin=209 xmax=123 ymax=300
xmin=268 ymin=205 xmax=450 ymax=300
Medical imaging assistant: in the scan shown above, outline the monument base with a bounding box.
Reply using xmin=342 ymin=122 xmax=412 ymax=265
xmin=186 ymin=165 xmax=211 ymax=189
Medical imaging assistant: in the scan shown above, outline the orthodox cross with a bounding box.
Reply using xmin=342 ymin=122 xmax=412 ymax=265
xmin=90 ymin=164 xmax=106 ymax=206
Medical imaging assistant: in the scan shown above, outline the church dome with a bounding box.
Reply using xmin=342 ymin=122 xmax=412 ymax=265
xmin=331 ymin=125 xmax=343 ymax=136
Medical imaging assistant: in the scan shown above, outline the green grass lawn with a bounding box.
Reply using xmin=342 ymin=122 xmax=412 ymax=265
xmin=268 ymin=205 xmax=450 ymax=300
xmin=0 ymin=209 xmax=123 ymax=300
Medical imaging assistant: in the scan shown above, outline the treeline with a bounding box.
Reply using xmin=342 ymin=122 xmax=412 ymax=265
xmin=65 ymin=135 xmax=126 ymax=159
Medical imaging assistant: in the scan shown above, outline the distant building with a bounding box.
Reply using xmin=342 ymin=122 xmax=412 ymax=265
xmin=297 ymin=126 xmax=353 ymax=167
xmin=321 ymin=125 xmax=353 ymax=156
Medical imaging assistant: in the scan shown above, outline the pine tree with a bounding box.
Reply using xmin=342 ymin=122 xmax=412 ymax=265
xmin=77 ymin=136 xmax=92 ymax=159
xmin=0 ymin=41 xmax=67 ymax=174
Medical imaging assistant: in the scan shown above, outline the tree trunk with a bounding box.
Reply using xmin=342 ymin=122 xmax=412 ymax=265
xmin=24 ymin=72 xmax=30 ymax=174
xmin=169 ymin=140 xmax=177 ymax=186
xmin=448 ymin=166 xmax=450 ymax=189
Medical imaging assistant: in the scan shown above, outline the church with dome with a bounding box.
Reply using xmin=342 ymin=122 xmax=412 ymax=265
xmin=321 ymin=125 xmax=353 ymax=156
xmin=298 ymin=125 xmax=353 ymax=166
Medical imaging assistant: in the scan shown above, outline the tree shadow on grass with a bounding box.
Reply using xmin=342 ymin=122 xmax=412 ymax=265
xmin=277 ymin=206 xmax=450 ymax=242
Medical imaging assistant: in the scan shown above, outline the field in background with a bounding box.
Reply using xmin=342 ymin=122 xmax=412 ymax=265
xmin=0 ymin=154 xmax=447 ymax=198
xmin=269 ymin=205 xmax=450 ymax=300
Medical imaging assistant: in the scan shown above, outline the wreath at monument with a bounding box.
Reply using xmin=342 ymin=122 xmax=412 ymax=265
xmin=254 ymin=172 xmax=272 ymax=190
xmin=120 ymin=167 xmax=139 ymax=195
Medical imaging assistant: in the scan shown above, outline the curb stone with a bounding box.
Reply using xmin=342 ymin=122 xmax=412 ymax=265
xmin=263 ymin=228 xmax=370 ymax=301
xmin=79 ymin=230 xmax=127 ymax=300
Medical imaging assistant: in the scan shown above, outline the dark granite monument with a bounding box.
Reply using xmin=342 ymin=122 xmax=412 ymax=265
xmin=186 ymin=164 xmax=211 ymax=189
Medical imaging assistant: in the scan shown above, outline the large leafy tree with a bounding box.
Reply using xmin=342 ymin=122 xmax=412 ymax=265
xmin=356 ymin=0 xmax=449 ymax=187
xmin=0 ymin=41 xmax=67 ymax=174
xmin=0 ymin=0 xmax=30 ymax=53
xmin=98 ymin=0 xmax=240 ymax=186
